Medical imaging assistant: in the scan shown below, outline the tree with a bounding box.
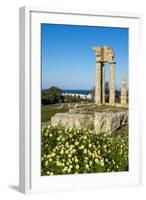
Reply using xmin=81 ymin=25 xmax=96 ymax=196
xmin=41 ymin=86 xmax=64 ymax=105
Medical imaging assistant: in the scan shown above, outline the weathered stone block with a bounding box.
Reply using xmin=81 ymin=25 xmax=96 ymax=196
xmin=94 ymin=111 xmax=128 ymax=134
xmin=51 ymin=113 xmax=94 ymax=129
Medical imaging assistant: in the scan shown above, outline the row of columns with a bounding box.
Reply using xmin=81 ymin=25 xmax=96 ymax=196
xmin=95 ymin=61 xmax=115 ymax=105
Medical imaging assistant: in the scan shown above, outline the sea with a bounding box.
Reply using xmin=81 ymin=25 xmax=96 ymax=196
xmin=63 ymin=89 xmax=91 ymax=95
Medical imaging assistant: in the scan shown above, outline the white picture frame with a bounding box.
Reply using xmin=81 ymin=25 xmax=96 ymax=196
xmin=19 ymin=6 xmax=143 ymax=194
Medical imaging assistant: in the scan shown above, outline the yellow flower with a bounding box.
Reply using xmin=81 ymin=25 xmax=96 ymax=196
xmin=60 ymin=149 xmax=64 ymax=155
xmin=85 ymin=164 xmax=89 ymax=169
xmin=89 ymin=160 xmax=93 ymax=166
xmin=63 ymin=167 xmax=68 ymax=172
xmin=95 ymin=158 xmax=99 ymax=164
xmin=68 ymin=154 xmax=72 ymax=158
xmin=100 ymin=159 xmax=104 ymax=166
xmin=88 ymin=143 xmax=92 ymax=148
xmin=51 ymin=153 xmax=56 ymax=157
xmin=75 ymin=141 xmax=79 ymax=146
xmin=66 ymin=162 xmax=69 ymax=166
xmin=68 ymin=168 xmax=71 ymax=173
xmin=44 ymin=132 xmax=48 ymax=137
xmin=79 ymin=145 xmax=84 ymax=150
xmin=75 ymin=165 xmax=79 ymax=169
xmin=45 ymin=160 xmax=48 ymax=166
xmin=84 ymin=149 xmax=87 ymax=154
xmin=65 ymin=142 xmax=69 ymax=148
xmin=98 ymin=150 xmax=100 ymax=155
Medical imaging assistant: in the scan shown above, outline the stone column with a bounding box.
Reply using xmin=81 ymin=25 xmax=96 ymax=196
xmin=109 ymin=61 xmax=116 ymax=105
xmin=101 ymin=63 xmax=105 ymax=103
xmin=121 ymin=78 xmax=127 ymax=105
xmin=95 ymin=62 xmax=102 ymax=104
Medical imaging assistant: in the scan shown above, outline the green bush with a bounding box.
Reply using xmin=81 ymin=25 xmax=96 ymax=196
xmin=41 ymin=125 xmax=128 ymax=176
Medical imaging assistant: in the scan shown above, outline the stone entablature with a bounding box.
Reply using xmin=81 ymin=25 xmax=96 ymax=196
xmin=93 ymin=46 xmax=115 ymax=63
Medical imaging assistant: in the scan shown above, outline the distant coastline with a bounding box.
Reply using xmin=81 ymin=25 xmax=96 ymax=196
xmin=63 ymin=89 xmax=91 ymax=95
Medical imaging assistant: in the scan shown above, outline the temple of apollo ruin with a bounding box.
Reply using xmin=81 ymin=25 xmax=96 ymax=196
xmin=51 ymin=45 xmax=128 ymax=134
xmin=93 ymin=46 xmax=128 ymax=107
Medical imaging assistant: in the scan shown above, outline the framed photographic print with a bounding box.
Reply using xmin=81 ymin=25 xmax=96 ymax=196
xmin=19 ymin=7 xmax=142 ymax=193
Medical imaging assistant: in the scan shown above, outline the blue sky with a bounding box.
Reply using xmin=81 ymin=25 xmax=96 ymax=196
xmin=41 ymin=24 xmax=128 ymax=90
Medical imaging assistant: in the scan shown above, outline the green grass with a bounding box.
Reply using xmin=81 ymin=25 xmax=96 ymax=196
xmin=80 ymin=104 xmax=128 ymax=114
xmin=41 ymin=105 xmax=69 ymax=122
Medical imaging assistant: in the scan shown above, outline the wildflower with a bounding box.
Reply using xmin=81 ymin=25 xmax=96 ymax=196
xmin=45 ymin=160 xmax=48 ymax=166
xmin=95 ymin=158 xmax=99 ymax=164
xmin=53 ymin=148 xmax=56 ymax=153
xmin=89 ymin=160 xmax=93 ymax=166
xmin=44 ymin=132 xmax=48 ymax=137
xmin=51 ymin=153 xmax=56 ymax=157
xmin=75 ymin=141 xmax=79 ymax=146
xmin=68 ymin=154 xmax=72 ymax=158
xmin=88 ymin=143 xmax=92 ymax=148
xmin=85 ymin=164 xmax=89 ymax=169
xmin=63 ymin=167 xmax=68 ymax=172
xmin=84 ymin=149 xmax=87 ymax=154
xmin=112 ymin=160 xmax=115 ymax=165
xmin=84 ymin=136 xmax=87 ymax=140
xmin=60 ymin=149 xmax=64 ymax=155
xmin=79 ymin=145 xmax=84 ymax=150
xmin=65 ymin=150 xmax=69 ymax=154
xmin=68 ymin=168 xmax=71 ymax=173
xmin=65 ymin=142 xmax=69 ymax=148
xmin=66 ymin=162 xmax=69 ymax=166
xmin=75 ymin=165 xmax=79 ymax=170
xmin=100 ymin=159 xmax=104 ymax=166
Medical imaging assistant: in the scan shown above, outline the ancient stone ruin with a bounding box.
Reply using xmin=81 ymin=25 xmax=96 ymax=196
xmin=51 ymin=110 xmax=128 ymax=135
xmin=50 ymin=46 xmax=128 ymax=134
xmin=93 ymin=46 xmax=128 ymax=106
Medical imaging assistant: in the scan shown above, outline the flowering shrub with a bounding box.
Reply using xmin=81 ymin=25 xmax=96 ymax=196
xmin=41 ymin=125 xmax=128 ymax=175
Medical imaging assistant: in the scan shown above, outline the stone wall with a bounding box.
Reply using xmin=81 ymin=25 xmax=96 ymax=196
xmin=51 ymin=113 xmax=94 ymax=130
xmin=51 ymin=111 xmax=128 ymax=135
